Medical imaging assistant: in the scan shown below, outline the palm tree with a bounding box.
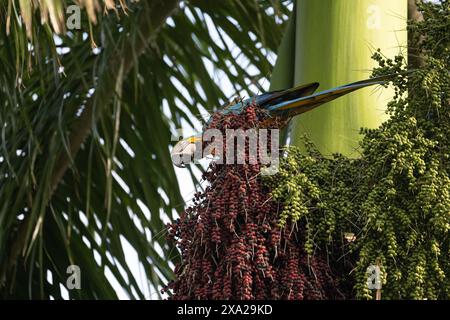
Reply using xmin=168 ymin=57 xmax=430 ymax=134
xmin=0 ymin=0 xmax=290 ymax=299
xmin=270 ymin=0 xmax=407 ymax=156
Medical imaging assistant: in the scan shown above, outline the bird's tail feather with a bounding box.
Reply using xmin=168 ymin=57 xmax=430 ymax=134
xmin=268 ymin=73 xmax=402 ymax=117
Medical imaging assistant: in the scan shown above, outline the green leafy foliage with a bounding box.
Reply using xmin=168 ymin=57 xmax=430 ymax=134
xmin=0 ymin=0 xmax=291 ymax=299
xmin=265 ymin=0 xmax=450 ymax=299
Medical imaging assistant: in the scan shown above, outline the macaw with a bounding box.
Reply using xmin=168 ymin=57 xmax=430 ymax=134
xmin=171 ymin=74 xmax=395 ymax=167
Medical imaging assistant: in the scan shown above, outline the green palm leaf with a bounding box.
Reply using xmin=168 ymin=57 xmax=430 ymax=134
xmin=0 ymin=0 xmax=291 ymax=299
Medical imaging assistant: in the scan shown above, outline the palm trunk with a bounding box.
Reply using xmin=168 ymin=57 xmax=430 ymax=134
xmin=271 ymin=0 xmax=407 ymax=156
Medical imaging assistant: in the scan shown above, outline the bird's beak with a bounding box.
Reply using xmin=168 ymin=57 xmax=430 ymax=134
xmin=171 ymin=135 xmax=202 ymax=168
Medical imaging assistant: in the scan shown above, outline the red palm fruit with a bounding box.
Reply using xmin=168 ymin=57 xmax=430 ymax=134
xmin=163 ymin=103 xmax=344 ymax=300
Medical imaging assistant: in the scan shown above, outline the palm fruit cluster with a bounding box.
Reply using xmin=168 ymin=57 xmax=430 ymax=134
xmin=264 ymin=0 xmax=450 ymax=299
xmin=163 ymin=104 xmax=344 ymax=300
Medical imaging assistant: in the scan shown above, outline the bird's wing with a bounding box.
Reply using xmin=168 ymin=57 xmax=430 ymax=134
xmin=255 ymin=82 xmax=320 ymax=107
xmin=210 ymin=82 xmax=320 ymax=119
xmin=203 ymin=72 xmax=407 ymax=129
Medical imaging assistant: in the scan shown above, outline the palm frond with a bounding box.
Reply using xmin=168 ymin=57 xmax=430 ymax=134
xmin=0 ymin=0 xmax=291 ymax=299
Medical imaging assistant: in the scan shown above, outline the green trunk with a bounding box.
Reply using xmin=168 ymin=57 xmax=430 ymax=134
xmin=271 ymin=0 xmax=407 ymax=156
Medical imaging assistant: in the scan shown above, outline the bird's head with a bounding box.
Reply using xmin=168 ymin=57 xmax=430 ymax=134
xmin=171 ymin=135 xmax=202 ymax=168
